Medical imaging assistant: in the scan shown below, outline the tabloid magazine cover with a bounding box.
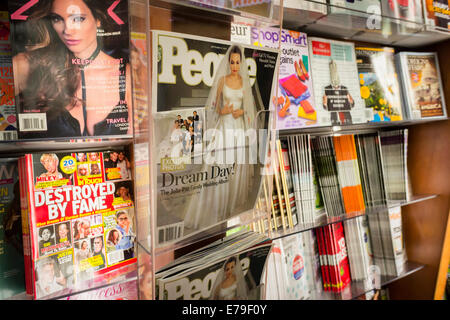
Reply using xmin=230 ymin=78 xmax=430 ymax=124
xmin=157 ymin=241 xmax=273 ymax=300
xmin=396 ymin=52 xmax=447 ymax=119
xmin=8 ymin=0 xmax=131 ymax=139
xmin=0 ymin=10 xmax=17 ymax=141
xmin=19 ymin=149 xmax=136 ymax=299
xmin=423 ymin=0 xmax=450 ymax=29
xmin=355 ymin=46 xmax=404 ymax=122
xmin=152 ymin=30 xmax=279 ymax=246
xmin=308 ymin=37 xmax=367 ymax=126
xmin=251 ymin=27 xmax=318 ymax=130
xmin=0 ymin=158 xmax=26 ymax=299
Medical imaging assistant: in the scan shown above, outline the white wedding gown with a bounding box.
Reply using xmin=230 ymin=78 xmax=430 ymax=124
xmin=183 ymin=84 xmax=252 ymax=231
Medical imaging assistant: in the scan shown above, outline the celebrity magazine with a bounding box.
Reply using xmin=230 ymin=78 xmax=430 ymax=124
xmin=0 ymin=158 xmax=25 ymax=299
xmin=308 ymin=37 xmax=367 ymax=126
xmin=395 ymin=52 xmax=447 ymax=120
xmin=19 ymin=148 xmax=136 ymax=299
xmin=152 ymin=31 xmax=279 ymax=246
xmin=355 ymin=46 xmax=404 ymax=122
xmin=0 ymin=10 xmax=17 ymax=141
xmin=156 ymin=230 xmax=272 ymax=300
xmin=8 ymin=0 xmax=131 ymax=139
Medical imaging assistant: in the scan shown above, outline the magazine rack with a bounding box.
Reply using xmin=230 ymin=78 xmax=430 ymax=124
xmin=0 ymin=0 xmax=448 ymax=300
xmin=129 ymin=0 xmax=284 ymax=300
xmin=131 ymin=0 xmax=450 ymax=299
xmin=130 ymin=0 xmax=450 ymax=300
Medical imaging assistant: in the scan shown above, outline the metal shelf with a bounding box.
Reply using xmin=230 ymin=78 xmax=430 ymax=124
xmin=270 ymin=194 xmax=438 ymax=241
xmin=279 ymin=0 xmax=450 ymax=48
xmin=314 ymin=261 xmax=425 ymax=300
xmin=277 ymin=118 xmax=449 ymax=136
xmin=0 ymin=137 xmax=133 ymax=156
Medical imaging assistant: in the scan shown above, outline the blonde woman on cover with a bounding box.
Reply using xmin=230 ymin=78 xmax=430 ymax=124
xmin=39 ymin=153 xmax=63 ymax=180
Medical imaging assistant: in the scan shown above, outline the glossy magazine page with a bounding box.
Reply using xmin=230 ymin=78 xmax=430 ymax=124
xmin=308 ymin=37 xmax=367 ymax=126
xmin=8 ymin=0 xmax=131 ymax=139
xmin=20 ymin=149 xmax=136 ymax=299
xmin=152 ymin=30 xmax=279 ymax=247
xmin=251 ymin=28 xmax=318 ymax=130
xmin=158 ymin=241 xmax=273 ymax=300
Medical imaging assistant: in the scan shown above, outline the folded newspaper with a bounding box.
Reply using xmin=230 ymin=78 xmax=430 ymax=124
xmin=155 ymin=230 xmax=273 ymax=300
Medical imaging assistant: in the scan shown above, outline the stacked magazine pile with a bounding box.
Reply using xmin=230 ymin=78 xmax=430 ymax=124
xmin=379 ymin=129 xmax=411 ymax=201
xmin=271 ymin=139 xmax=298 ymax=230
xmin=333 ymin=135 xmax=366 ymax=214
xmin=311 ymin=136 xmax=346 ymax=218
xmin=264 ymin=231 xmax=322 ymax=300
xmin=344 ymin=216 xmax=374 ymax=282
xmin=315 ymin=222 xmax=351 ymax=292
xmin=354 ymin=133 xmax=388 ymax=208
xmin=367 ymin=206 xmax=406 ymax=277
xmin=285 ymin=135 xmax=319 ymax=225
xmin=155 ymin=230 xmax=272 ymax=300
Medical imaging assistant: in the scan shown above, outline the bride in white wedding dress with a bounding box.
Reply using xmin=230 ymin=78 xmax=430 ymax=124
xmin=183 ymin=45 xmax=258 ymax=231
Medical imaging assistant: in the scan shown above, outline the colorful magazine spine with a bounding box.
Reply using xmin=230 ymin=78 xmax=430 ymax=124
xmin=331 ymin=222 xmax=351 ymax=291
xmin=333 ymin=135 xmax=365 ymax=213
xmin=18 ymin=156 xmax=33 ymax=296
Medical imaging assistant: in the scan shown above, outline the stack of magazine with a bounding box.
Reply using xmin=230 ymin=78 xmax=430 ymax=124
xmin=286 ymin=135 xmax=318 ymax=225
xmin=315 ymin=222 xmax=351 ymax=293
xmin=265 ymin=231 xmax=322 ymax=300
xmin=344 ymin=216 xmax=374 ymax=282
xmin=265 ymin=128 xmax=412 ymax=235
xmin=271 ymin=139 xmax=298 ymax=230
xmin=155 ymin=230 xmax=272 ymax=300
xmin=379 ymin=129 xmax=411 ymax=201
xmin=333 ymin=135 xmax=366 ymax=214
xmin=354 ymin=133 xmax=388 ymax=208
xmin=311 ymin=136 xmax=346 ymax=217
xmin=367 ymin=206 xmax=407 ymax=277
